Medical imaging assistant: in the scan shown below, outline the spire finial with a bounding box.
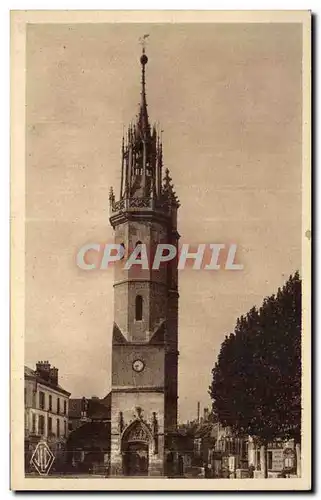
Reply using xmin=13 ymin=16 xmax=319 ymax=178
xmin=137 ymin=35 xmax=150 ymax=136
xmin=139 ymin=34 xmax=149 ymax=92
xmin=139 ymin=34 xmax=150 ymax=56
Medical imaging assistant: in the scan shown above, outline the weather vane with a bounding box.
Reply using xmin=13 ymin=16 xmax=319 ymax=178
xmin=139 ymin=34 xmax=150 ymax=54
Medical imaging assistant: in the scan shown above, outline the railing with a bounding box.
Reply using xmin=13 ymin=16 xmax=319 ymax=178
xmin=111 ymin=197 xmax=171 ymax=214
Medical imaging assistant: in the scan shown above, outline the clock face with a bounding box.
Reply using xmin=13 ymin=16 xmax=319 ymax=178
xmin=132 ymin=359 xmax=145 ymax=373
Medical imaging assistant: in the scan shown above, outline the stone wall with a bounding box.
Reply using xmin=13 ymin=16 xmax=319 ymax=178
xmin=110 ymin=391 xmax=165 ymax=476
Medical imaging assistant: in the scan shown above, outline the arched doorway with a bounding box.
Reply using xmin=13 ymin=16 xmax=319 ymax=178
xmin=121 ymin=420 xmax=151 ymax=476
xmin=123 ymin=441 xmax=149 ymax=476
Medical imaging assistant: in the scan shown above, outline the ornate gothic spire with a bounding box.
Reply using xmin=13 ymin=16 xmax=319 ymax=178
xmin=109 ymin=45 xmax=179 ymax=215
xmin=137 ymin=48 xmax=150 ymax=138
xmin=117 ymin=47 xmax=161 ymax=200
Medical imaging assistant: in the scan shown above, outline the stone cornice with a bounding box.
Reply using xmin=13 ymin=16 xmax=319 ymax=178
xmin=110 ymin=209 xmax=173 ymax=229
xmin=112 ymin=386 xmax=164 ymax=393
xmin=113 ymin=279 xmax=168 ymax=289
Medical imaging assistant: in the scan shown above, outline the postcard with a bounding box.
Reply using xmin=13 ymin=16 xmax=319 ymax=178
xmin=10 ymin=10 xmax=311 ymax=491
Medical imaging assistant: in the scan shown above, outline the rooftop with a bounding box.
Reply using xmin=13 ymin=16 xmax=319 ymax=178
xmin=69 ymin=393 xmax=111 ymax=421
xmin=24 ymin=365 xmax=71 ymax=397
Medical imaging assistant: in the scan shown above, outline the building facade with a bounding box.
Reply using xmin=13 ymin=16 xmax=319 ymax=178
xmin=24 ymin=361 xmax=70 ymax=473
xmin=67 ymin=394 xmax=111 ymax=475
xmin=248 ymin=437 xmax=298 ymax=478
xmin=109 ymin=49 xmax=180 ymax=477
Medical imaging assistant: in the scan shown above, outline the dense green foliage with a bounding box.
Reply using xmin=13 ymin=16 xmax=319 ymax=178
xmin=209 ymin=271 xmax=301 ymax=444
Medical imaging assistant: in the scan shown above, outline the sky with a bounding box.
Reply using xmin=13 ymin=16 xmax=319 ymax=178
xmin=25 ymin=22 xmax=302 ymax=422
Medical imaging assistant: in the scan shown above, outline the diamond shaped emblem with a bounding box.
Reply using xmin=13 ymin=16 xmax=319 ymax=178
xmin=30 ymin=440 xmax=55 ymax=476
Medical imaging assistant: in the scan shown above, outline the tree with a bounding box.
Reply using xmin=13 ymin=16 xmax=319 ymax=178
xmin=209 ymin=272 xmax=301 ymax=477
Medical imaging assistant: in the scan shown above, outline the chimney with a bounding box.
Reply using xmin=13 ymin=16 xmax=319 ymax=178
xmin=197 ymin=401 xmax=200 ymax=423
xmin=204 ymin=408 xmax=209 ymax=421
xmin=49 ymin=367 xmax=58 ymax=386
xmin=35 ymin=361 xmax=51 ymax=381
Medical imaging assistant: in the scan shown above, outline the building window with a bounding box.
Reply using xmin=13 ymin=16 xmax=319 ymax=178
xmin=57 ymin=419 xmax=60 ymax=438
xmin=39 ymin=391 xmax=45 ymax=410
xmin=48 ymin=417 xmax=52 ymax=435
xmin=68 ymin=422 xmax=73 ymax=431
xmin=135 ymin=295 xmax=143 ymax=321
xmin=64 ymin=400 xmax=67 ymax=415
xmin=243 ymin=441 xmax=249 ymax=460
xmin=64 ymin=420 xmax=67 ymax=437
xmin=32 ymin=413 xmax=36 ymax=434
xmin=39 ymin=415 xmax=45 ymax=435
xmin=49 ymin=395 xmax=52 ymax=412
xmin=268 ymin=451 xmax=273 ymax=470
xmin=24 ymin=388 xmax=27 ymax=405
xmin=57 ymin=398 xmax=60 ymax=414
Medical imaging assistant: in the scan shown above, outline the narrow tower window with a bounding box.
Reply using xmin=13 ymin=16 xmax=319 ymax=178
xmin=120 ymin=242 xmax=125 ymax=260
xmin=135 ymin=295 xmax=143 ymax=321
xmin=135 ymin=241 xmax=142 ymax=259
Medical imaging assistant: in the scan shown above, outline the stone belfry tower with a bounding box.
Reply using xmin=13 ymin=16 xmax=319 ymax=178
xmin=109 ymin=47 xmax=180 ymax=477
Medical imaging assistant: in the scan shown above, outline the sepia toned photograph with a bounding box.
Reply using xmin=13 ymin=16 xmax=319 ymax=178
xmin=10 ymin=10 xmax=311 ymax=491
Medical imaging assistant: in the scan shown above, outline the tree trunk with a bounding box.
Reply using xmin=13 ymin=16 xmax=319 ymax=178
xmin=295 ymin=441 xmax=301 ymax=477
xmin=260 ymin=444 xmax=268 ymax=478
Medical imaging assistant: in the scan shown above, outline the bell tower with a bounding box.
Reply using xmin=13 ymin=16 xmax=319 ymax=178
xmin=109 ymin=47 xmax=180 ymax=477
